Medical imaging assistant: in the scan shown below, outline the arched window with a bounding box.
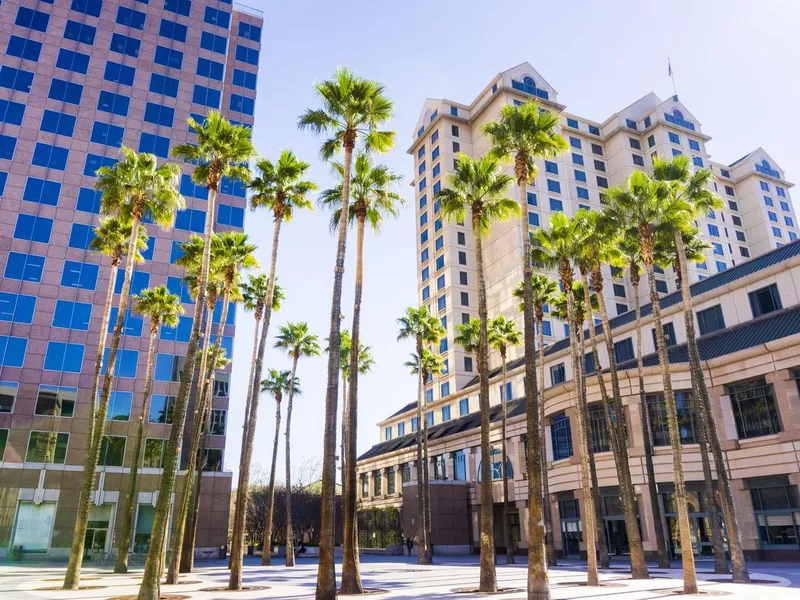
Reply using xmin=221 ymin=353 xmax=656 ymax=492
xmin=762 ymin=159 xmax=772 ymax=169
xmin=523 ymin=76 xmax=536 ymax=95
xmin=673 ymin=108 xmax=684 ymax=119
xmin=476 ymin=448 xmax=513 ymax=482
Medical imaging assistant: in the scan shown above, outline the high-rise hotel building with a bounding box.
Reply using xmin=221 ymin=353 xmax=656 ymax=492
xmin=355 ymin=63 xmax=800 ymax=562
xmin=0 ymin=0 xmax=262 ymax=558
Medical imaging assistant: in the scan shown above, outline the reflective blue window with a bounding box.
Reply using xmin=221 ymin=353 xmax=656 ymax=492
xmin=159 ymin=18 xmax=187 ymax=42
xmin=204 ymin=6 xmax=230 ymax=27
xmin=200 ymin=31 xmax=227 ymax=54
xmin=68 ymin=223 xmax=95 ymax=249
xmin=138 ymin=132 xmax=170 ymax=158
xmin=115 ymin=269 xmax=150 ymax=295
xmin=192 ymin=85 xmax=221 ymax=108
xmin=64 ymin=20 xmax=96 ymax=45
xmin=23 ymin=177 xmax=61 ymax=206
xmin=693 ymin=156 xmax=704 ymax=167
xmin=175 ymin=208 xmax=206 ymax=233
xmin=668 ymin=132 xmax=680 ymax=144
xmin=90 ymin=122 xmax=124 ymax=148
xmin=44 ymin=342 xmax=85 ymax=373
xmin=569 ymin=136 xmax=581 ymax=149
xmin=143 ymin=102 xmax=175 ymax=128
xmin=14 ymin=214 xmax=52 ymax=243
xmin=140 ymin=236 xmax=155 ymax=261
xmin=110 ymin=33 xmax=141 ymax=58
xmin=232 ymin=69 xmax=257 ymax=89
xmin=777 ymin=187 xmax=786 ymax=198
xmin=217 ymin=203 xmax=245 ymax=227
xmin=589 ymin=125 xmax=600 ymax=136
xmin=435 ymin=255 xmax=444 ymax=270
xmin=154 ymin=45 xmax=183 ymax=69
xmin=230 ymin=94 xmax=255 ymax=115
xmin=421 ymin=286 xmax=430 ymax=301
xmin=97 ymin=90 xmax=129 ymax=116
xmin=154 ymin=353 xmax=181 ymax=381
xmin=441 ymin=382 xmax=450 ymax=398
xmin=712 ymin=242 xmax=724 ymax=256
xmin=235 ymin=44 xmax=259 ymax=65
xmin=209 ymin=334 xmax=233 ymax=358
xmin=773 ymin=227 xmax=783 ymax=239
xmin=149 ymin=73 xmax=179 ymax=97
xmin=32 ymin=143 xmax=69 ymax=170
xmin=0 ymin=171 xmax=6 ymax=195
xmin=84 ymin=154 xmax=117 ymax=176
xmin=547 ymin=179 xmax=561 ymax=193
xmin=220 ymin=177 xmax=246 ymax=198
xmin=49 ymin=79 xmax=82 ymax=104
xmin=169 ymin=240 xmax=184 ymax=264
xmin=238 ymin=21 xmax=261 ymax=42
xmin=179 ymin=174 xmax=208 ymax=200
xmin=528 ymin=212 xmax=539 ymax=226
xmin=549 ymin=198 xmax=563 ymax=212
xmin=116 ymin=6 xmax=146 ymax=29
xmin=0 ymin=292 xmax=36 ymax=324
xmin=41 ymin=110 xmax=76 ymax=136
xmin=768 ymin=211 xmax=778 ymax=222
xmin=56 ymin=49 xmax=90 ymax=74
xmin=0 ymin=135 xmax=16 ymax=160
xmin=107 ymin=308 xmax=144 ymax=337
xmin=0 ymin=337 xmax=27 ymax=367
xmin=708 ymin=224 xmax=720 ymax=237
xmin=60 ymin=261 xmax=98 ymax=289
xmin=164 ymin=0 xmax=191 ymax=16
xmin=197 ymin=57 xmax=224 ymax=81
xmin=527 ymin=192 xmax=537 ymax=206
xmin=567 ymin=118 xmax=578 ymax=129
xmin=101 ymin=348 xmax=138 ymax=378
xmin=576 ymin=187 xmax=589 ymax=200
xmin=71 ymin=0 xmax=103 ymax=17
xmin=103 ymin=61 xmax=135 ymax=86
xmin=166 ymin=276 xmax=194 ymax=304
xmin=16 ymin=6 xmax=50 ymax=31
xmin=545 ymin=161 xmax=558 ymax=174
xmin=52 ymin=300 xmax=91 ymax=330
xmin=1 ymin=67 xmax=34 ymax=93
xmin=160 ymin=315 xmax=193 ymax=341
xmin=689 ymin=139 xmax=700 ymax=151
xmin=5 ymin=252 xmax=45 ymax=282
xmin=633 ymin=154 xmax=645 ymax=166
xmin=6 ymin=35 xmax=42 ymax=62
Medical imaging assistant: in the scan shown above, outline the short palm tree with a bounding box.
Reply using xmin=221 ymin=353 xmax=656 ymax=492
xmin=272 ymin=323 xmax=321 ymax=567
xmin=299 ymin=67 xmax=395 ymax=597
xmin=605 ymin=170 xmax=698 ymax=594
xmin=172 ymin=233 xmax=258 ymax=578
xmin=397 ymin=307 xmax=446 ymax=565
xmin=514 ymin=274 xmax=559 ymax=566
xmin=259 ymin=370 xmax=300 ymax=563
xmin=436 ymin=153 xmax=517 ymax=592
xmin=114 ymin=287 xmax=183 ymax=573
xmin=532 ymin=213 xmax=600 ymax=586
xmin=483 ymin=101 xmax=567 ymax=600
xmin=64 ymin=148 xmax=183 ymax=591
xmin=320 ymin=151 xmax=403 ymax=592
xmin=488 ymin=316 xmax=522 ymax=564
xmin=87 ymin=217 xmax=147 ymax=446
xmin=654 ymin=156 xmax=749 ymax=582
xmin=229 ymin=150 xmax=315 ymax=587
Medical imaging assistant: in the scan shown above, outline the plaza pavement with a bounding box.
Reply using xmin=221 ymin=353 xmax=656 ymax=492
xmin=1 ymin=555 xmax=798 ymax=599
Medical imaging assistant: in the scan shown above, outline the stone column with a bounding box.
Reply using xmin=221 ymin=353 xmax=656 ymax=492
xmin=395 ymin=465 xmax=404 ymax=495
xmin=382 ymin=468 xmax=390 ymax=497
xmin=462 ymin=447 xmax=473 ymax=482
xmin=516 ymin=500 xmax=529 ymax=549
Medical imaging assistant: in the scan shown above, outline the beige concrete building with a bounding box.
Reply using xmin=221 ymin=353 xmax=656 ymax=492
xmin=356 ymin=63 xmax=800 ymax=561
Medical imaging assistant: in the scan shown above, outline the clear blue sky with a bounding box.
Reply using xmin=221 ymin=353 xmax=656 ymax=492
xmin=226 ymin=0 xmax=800 ymax=484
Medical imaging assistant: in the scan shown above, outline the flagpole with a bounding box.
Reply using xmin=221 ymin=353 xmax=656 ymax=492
xmin=668 ymin=57 xmax=678 ymax=96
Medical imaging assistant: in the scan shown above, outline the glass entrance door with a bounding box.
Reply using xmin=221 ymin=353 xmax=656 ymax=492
xmin=605 ymin=519 xmax=629 ymax=556
xmin=13 ymin=502 xmax=56 ymax=552
xmin=84 ymin=504 xmax=113 ymax=558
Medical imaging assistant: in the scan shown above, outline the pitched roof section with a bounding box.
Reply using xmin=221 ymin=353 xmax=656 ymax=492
xmin=359 ymin=304 xmax=800 ymax=463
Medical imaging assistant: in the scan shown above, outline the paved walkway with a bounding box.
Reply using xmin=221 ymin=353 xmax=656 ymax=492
xmin=0 ymin=555 xmax=797 ymax=599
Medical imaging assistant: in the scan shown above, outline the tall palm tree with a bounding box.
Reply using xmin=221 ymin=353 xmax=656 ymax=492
xmin=64 ymin=148 xmax=183 ymax=591
xmin=229 ymin=150 xmax=315 ymax=588
xmin=483 ymin=100 xmax=567 ymax=600
xmin=299 ymin=67 xmax=395 ymax=598
xmin=320 ymin=151 xmax=403 ymax=592
xmin=532 ymin=213 xmax=599 ymax=586
xmin=605 ymin=170 xmax=698 ymax=594
xmin=437 ymin=154 xmax=517 ymax=592
xmin=575 ymin=209 xmax=649 ymax=578
xmin=514 ymin=274 xmax=559 ymax=566
xmin=271 ymin=323 xmax=322 ymax=567
xmin=87 ymin=217 xmax=147 ymax=447
xmin=131 ymin=113 xmax=252 ymax=600
xmin=397 ymin=308 xmax=446 ymax=565
xmin=653 ymin=156 xmax=749 ymax=582
xmin=488 ymin=316 xmax=522 ymax=564
xmin=259 ymin=370 xmax=300 ymax=563
xmin=114 ymin=287 xmax=183 ymax=573
xmin=173 ymin=233 xmax=258 ymax=579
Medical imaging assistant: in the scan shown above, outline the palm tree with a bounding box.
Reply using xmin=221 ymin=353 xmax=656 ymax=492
xmin=114 ymin=287 xmax=183 ymax=573
xmin=618 ymin=233 xmax=671 ymax=568
xmin=229 ymin=149 xmax=315 ymax=588
xmin=131 ymin=113 xmax=252 ymax=600
xmin=436 ymin=153 xmax=517 ymax=592
xmin=320 ymin=151 xmax=403 ymax=592
xmin=653 ymin=156 xmax=749 ymax=582
xmin=64 ymin=148 xmax=183 ymax=591
xmin=299 ymin=67 xmax=394 ymax=599
xmin=173 ymin=233 xmax=258 ymax=578
xmin=482 ymin=100 xmax=567 ymax=600
xmin=87 ymin=217 xmax=147 ymax=447
xmin=488 ymin=316 xmax=522 ymax=564
xmin=271 ymin=323 xmax=322 ymax=567
xmin=514 ymin=274 xmax=559 ymax=566
xmin=397 ymin=307 xmax=446 ymax=565
xmin=605 ymin=170 xmax=698 ymax=594
xmin=259 ymin=370 xmax=300 ymax=564
xmin=575 ymin=209 xmax=650 ymax=578
xmin=532 ymin=213 xmax=599 ymax=586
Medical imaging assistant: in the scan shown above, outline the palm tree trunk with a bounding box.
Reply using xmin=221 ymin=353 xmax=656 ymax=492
xmin=229 ymin=314 xmax=262 ymax=568
xmin=584 ymin=272 xmax=648 ymax=578
xmin=167 ymin=302 xmax=219 ymax=584
xmin=576 ymin=322 xmax=609 ymax=571
xmin=341 ymin=375 xmax=348 ymax=501
xmin=673 ymin=233 xmax=748 ymax=581
xmin=115 ymin=323 xmax=158 ymax=573
xmin=65 ymin=215 xmax=142 ymax=591
xmin=641 ymin=230 xmax=697 ymax=595
xmin=500 ymin=352 xmax=515 ymax=564
xmin=422 ymin=392 xmax=433 ymax=564
xmin=632 ymin=272 xmax=671 ymax=568
xmin=137 ymin=172 xmax=219 ymax=600
xmin=341 ymin=216 xmax=366 ymax=592
xmin=561 ymin=267 xmax=598 ymax=586
xmin=414 ymin=340 xmax=430 ymax=566
xmin=516 ymin=173 xmax=548 ymax=600
xmin=261 ymin=397 xmax=283 ymax=565
xmin=285 ymin=356 xmax=300 ymax=568
xmin=538 ymin=318 xmax=557 ymax=568
xmin=229 ymin=215 xmax=283 ymax=590
xmin=473 ymin=220 xmax=497 ymax=593
xmin=316 ymin=140 xmax=354 ymax=600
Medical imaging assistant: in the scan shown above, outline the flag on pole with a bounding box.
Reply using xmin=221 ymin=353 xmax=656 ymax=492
xmin=668 ymin=58 xmax=673 ymax=77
